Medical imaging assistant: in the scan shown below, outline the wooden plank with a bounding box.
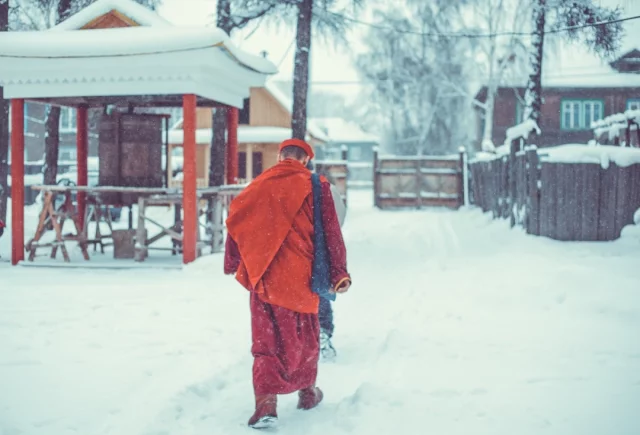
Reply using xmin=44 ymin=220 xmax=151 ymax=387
xmin=539 ymin=163 xmax=555 ymax=239
xmin=526 ymin=148 xmax=541 ymax=236
xmin=614 ymin=165 xmax=629 ymax=238
xmin=580 ymin=164 xmax=600 ymax=241
xmin=555 ymin=164 xmax=569 ymax=241
xmin=569 ymin=164 xmax=582 ymax=241
xmin=598 ymin=163 xmax=618 ymax=241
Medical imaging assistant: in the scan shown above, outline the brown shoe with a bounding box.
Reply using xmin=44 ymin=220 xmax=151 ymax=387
xmin=248 ymin=394 xmax=278 ymax=429
xmin=297 ymin=386 xmax=324 ymax=410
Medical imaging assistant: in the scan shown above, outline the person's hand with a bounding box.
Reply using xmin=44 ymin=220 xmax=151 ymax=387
xmin=334 ymin=280 xmax=351 ymax=294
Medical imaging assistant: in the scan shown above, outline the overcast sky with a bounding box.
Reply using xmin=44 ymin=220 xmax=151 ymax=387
xmin=157 ymin=0 xmax=640 ymax=98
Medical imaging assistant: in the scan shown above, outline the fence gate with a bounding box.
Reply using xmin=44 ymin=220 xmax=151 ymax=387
xmin=315 ymin=160 xmax=348 ymax=205
xmin=373 ymin=151 xmax=466 ymax=209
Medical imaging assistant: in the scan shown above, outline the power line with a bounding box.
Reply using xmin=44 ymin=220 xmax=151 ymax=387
xmin=328 ymin=11 xmax=640 ymax=39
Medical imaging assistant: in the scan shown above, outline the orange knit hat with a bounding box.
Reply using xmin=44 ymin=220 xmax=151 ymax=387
xmin=278 ymin=138 xmax=315 ymax=159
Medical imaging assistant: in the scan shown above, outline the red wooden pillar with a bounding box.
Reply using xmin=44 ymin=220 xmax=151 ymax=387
xmin=10 ymin=99 xmax=25 ymax=266
xmin=226 ymin=107 xmax=239 ymax=184
xmin=182 ymin=94 xmax=198 ymax=264
xmin=76 ymin=105 xmax=89 ymax=229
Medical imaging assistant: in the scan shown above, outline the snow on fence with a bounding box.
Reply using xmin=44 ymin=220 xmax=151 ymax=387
xmin=592 ymin=109 xmax=640 ymax=147
xmin=373 ymin=148 xmax=468 ymax=209
xmin=469 ymin=144 xmax=640 ymax=241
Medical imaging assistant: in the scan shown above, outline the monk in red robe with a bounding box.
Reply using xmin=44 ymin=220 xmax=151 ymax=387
xmin=224 ymin=138 xmax=351 ymax=429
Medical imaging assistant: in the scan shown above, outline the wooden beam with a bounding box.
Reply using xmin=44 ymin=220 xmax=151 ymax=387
xmin=11 ymin=99 xmax=25 ymax=266
xmin=182 ymin=94 xmax=198 ymax=264
xmin=226 ymin=107 xmax=239 ymax=184
xmin=76 ymin=105 xmax=89 ymax=229
xmin=28 ymin=95 xmax=223 ymax=109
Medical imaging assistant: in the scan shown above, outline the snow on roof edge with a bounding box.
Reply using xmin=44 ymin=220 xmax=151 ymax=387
xmin=169 ymin=126 xmax=300 ymax=144
xmin=51 ymin=0 xmax=171 ymax=31
xmin=0 ymin=27 xmax=277 ymax=75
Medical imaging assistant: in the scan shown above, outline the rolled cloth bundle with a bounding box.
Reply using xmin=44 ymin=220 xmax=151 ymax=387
xmin=306 ymin=161 xmax=346 ymax=227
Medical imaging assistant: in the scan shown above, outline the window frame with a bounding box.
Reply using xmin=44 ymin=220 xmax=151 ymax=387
xmin=627 ymin=98 xmax=640 ymax=111
xmin=561 ymin=99 xmax=604 ymax=131
xmin=59 ymin=107 xmax=77 ymax=133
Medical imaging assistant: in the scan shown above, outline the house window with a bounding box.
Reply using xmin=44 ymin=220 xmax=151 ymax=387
xmin=59 ymin=107 xmax=77 ymax=132
xmin=561 ymin=100 xmax=603 ymax=130
xmin=252 ymin=152 xmax=263 ymax=178
xmin=627 ymin=99 xmax=640 ymax=111
xmin=238 ymin=152 xmax=247 ymax=180
xmin=8 ymin=104 xmax=30 ymax=133
xmin=350 ymin=146 xmax=362 ymax=161
xmin=239 ymin=98 xmax=250 ymax=125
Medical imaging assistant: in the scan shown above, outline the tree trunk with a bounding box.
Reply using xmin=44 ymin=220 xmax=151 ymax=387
xmin=482 ymin=89 xmax=496 ymax=143
xmin=209 ymin=107 xmax=227 ymax=186
xmin=291 ymin=0 xmax=313 ymax=140
xmin=209 ymin=0 xmax=232 ymax=187
xmin=57 ymin=0 xmax=73 ymax=22
xmin=523 ymin=0 xmax=545 ymax=126
xmin=43 ymin=106 xmax=61 ymax=185
xmin=0 ymin=0 xmax=9 ymax=223
xmin=41 ymin=0 xmax=74 ymax=189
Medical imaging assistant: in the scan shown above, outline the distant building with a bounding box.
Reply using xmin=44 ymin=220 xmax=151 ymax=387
xmin=475 ymin=49 xmax=640 ymax=149
xmin=169 ymin=81 xmax=329 ymax=184
xmin=313 ymin=117 xmax=378 ymax=186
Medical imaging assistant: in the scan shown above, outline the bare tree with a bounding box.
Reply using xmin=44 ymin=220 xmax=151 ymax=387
xmin=209 ymin=0 xmax=279 ymax=186
xmin=455 ymin=0 xmax=530 ymax=148
xmin=355 ymin=1 xmax=471 ymax=155
xmin=524 ymin=0 xmax=624 ymax=125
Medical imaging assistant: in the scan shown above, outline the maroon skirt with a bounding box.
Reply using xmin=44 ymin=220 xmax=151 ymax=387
xmin=250 ymin=293 xmax=320 ymax=395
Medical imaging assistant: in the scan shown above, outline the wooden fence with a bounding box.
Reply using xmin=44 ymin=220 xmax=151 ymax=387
xmin=470 ymin=147 xmax=640 ymax=241
xmin=315 ymin=159 xmax=348 ymax=205
xmin=373 ymin=150 xmax=467 ymax=209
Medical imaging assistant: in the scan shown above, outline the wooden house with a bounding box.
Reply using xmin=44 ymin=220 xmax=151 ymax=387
xmin=475 ymin=49 xmax=640 ymax=149
xmin=168 ymin=81 xmax=329 ymax=186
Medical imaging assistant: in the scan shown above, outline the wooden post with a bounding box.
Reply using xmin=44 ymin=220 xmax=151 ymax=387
xmin=373 ymin=147 xmax=379 ymax=208
xmin=415 ymin=158 xmax=422 ymax=209
xmin=458 ymin=147 xmax=466 ymax=208
xmin=526 ymin=146 xmax=541 ymax=235
xmin=11 ymin=99 xmax=25 ymax=266
xmin=509 ymin=139 xmax=518 ymax=227
xmin=76 ymin=105 xmax=89 ymax=230
xmin=246 ymin=143 xmax=253 ymax=182
xmin=182 ymin=94 xmax=198 ymax=264
xmin=226 ymin=107 xmax=239 ymax=184
xmin=341 ymin=144 xmax=349 ymax=193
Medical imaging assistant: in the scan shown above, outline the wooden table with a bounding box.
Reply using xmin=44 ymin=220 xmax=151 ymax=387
xmin=27 ymin=185 xmax=245 ymax=263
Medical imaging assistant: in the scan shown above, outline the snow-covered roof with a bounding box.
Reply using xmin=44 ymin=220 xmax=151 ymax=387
xmin=0 ymin=27 xmax=277 ymax=108
xmin=168 ymin=126 xmax=296 ymax=144
xmin=264 ymin=80 xmax=329 ymax=142
xmin=311 ymin=117 xmax=378 ymax=143
xmin=51 ymin=0 xmax=171 ymax=30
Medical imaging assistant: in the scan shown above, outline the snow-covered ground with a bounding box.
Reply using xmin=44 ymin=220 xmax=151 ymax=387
xmin=1 ymin=190 xmax=640 ymax=435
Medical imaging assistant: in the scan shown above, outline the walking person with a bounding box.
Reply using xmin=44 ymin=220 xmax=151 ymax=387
xmin=309 ymin=163 xmax=347 ymax=360
xmin=224 ymin=138 xmax=351 ymax=429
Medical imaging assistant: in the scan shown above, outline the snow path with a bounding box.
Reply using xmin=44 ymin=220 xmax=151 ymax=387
xmin=1 ymin=190 xmax=640 ymax=435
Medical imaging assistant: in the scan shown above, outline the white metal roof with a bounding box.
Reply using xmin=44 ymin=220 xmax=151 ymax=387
xmin=0 ymin=27 xmax=277 ymax=108
xmin=169 ymin=126 xmax=298 ymax=144
xmin=51 ymin=0 xmax=172 ymax=30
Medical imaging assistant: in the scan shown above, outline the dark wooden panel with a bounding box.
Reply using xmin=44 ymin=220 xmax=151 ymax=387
xmin=598 ymin=163 xmax=618 ymax=241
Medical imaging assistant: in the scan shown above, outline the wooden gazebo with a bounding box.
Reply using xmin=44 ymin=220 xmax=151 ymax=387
xmin=0 ymin=26 xmax=276 ymax=265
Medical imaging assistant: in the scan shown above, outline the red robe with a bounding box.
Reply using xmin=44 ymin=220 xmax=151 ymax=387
xmin=224 ymin=159 xmax=350 ymax=395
